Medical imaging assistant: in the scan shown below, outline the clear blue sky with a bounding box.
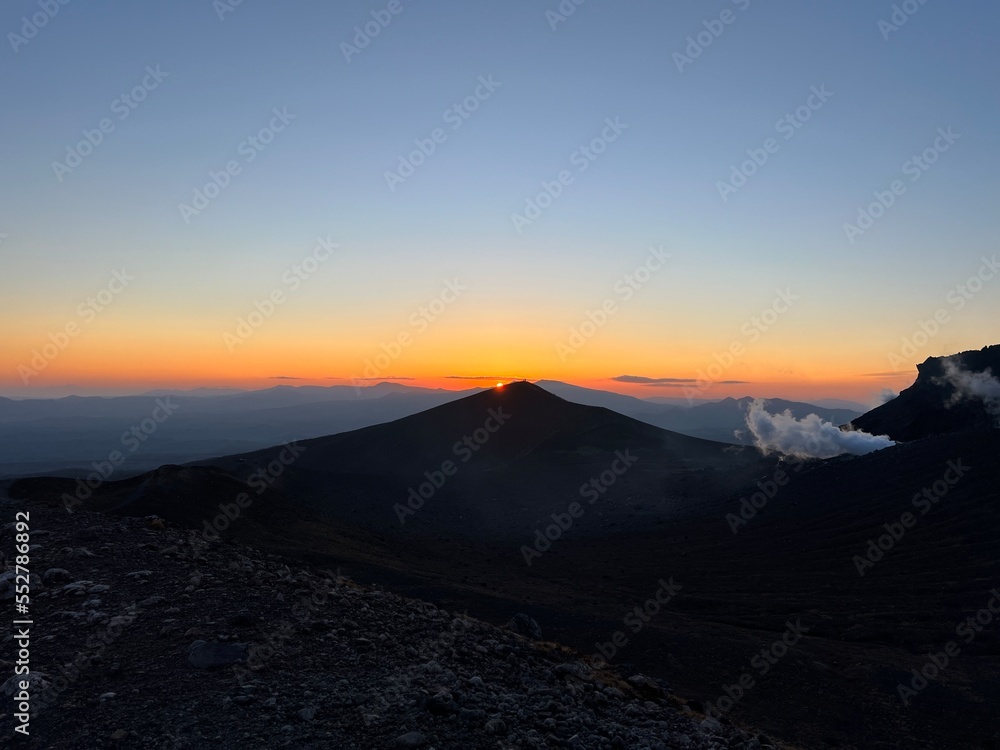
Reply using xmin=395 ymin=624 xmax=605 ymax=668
xmin=2 ymin=0 xmax=998 ymax=400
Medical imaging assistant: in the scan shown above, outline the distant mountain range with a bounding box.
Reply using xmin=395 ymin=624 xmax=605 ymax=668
xmin=15 ymin=344 xmax=996 ymax=482
xmin=535 ymin=381 xmax=861 ymax=444
xmin=0 ymin=384 xmax=477 ymax=479
xmin=0 ymin=381 xmax=861 ymax=479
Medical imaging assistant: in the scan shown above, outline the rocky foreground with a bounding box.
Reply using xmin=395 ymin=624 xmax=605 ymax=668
xmin=1 ymin=505 xmax=783 ymax=749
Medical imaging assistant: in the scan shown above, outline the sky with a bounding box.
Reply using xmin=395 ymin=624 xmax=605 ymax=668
xmin=2 ymin=0 xmax=998 ymax=403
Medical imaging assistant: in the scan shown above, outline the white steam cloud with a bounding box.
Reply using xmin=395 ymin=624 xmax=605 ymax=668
xmin=745 ymin=399 xmax=895 ymax=459
xmin=939 ymin=359 xmax=1000 ymax=423
xmin=878 ymin=388 xmax=898 ymax=405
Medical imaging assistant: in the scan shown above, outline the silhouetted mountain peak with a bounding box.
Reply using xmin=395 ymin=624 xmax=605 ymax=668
xmin=853 ymin=344 xmax=1000 ymax=441
xmin=178 ymin=379 xmax=760 ymax=537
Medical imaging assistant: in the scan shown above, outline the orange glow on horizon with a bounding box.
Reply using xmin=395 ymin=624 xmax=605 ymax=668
xmin=0 ymin=313 xmax=930 ymax=403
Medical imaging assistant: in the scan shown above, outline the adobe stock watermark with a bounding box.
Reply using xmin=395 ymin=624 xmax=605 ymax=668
xmin=843 ymin=127 xmax=960 ymax=244
xmin=214 ymin=0 xmax=248 ymax=22
xmin=545 ymin=0 xmax=589 ymax=31
xmin=704 ymin=619 xmax=810 ymax=720
xmin=60 ymin=398 xmax=182 ymax=513
xmin=521 ymin=450 xmax=637 ymax=566
xmin=556 ymin=246 xmax=671 ymax=362
xmin=8 ymin=0 xmax=72 ymax=54
xmin=878 ymin=0 xmax=930 ymax=41
xmin=202 ymin=442 xmax=306 ymax=539
xmin=351 ymin=279 xmax=467 ymax=386
xmin=853 ymin=459 xmax=970 ymax=577
xmin=885 ymin=255 xmax=999 ymax=369
xmin=341 ymin=0 xmax=415 ymax=63
xmin=394 ymin=407 xmax=511 ymax=525
xmin=510 ymin=117 xmax=628 ymax=234
xmin=591 ymin=577 xmax=681 ymax=667
xmin=897 ymin=588 xmax=1000 ymax=707
xmin=673 ymin=0 xmax=752 ymax=73
xmin=52 ymin=65 xmax=170 ymax=182
xmin=18 ymin=269 xmax=135 ymax=384
xmin=223 ymin=236 xmax=339 ymax=353
xmin=178 ymin=107 xmax=296 ymax=223
xmin=384 ymin=75 xmax=501 ymax=192
xmin=682 ymin=288 xmax=798 ymax=402
xmin=725 ymin=456 xmax=804 ymax=534
xmin=717 ymin=85 xmax=833 ymax=202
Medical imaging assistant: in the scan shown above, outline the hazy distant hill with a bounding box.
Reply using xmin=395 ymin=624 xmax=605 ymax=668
xmin=534 ymin=380 xmax=678 ymax=420
xmin=0 ymin=385 xmax=476 ymax=479
xmin=662 ymin=396 xmax=861 ymax=443
xmin=536 ymin=383 xmax=860 ymax=444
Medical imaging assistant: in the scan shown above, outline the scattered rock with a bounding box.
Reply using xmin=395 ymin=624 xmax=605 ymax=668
xmin=187 ymin=640 xmax=248 ymax=669
xmin=505 ymin=612 xmax=542 ymax=640
xmin=394 ymin=731 xmax=427 ymax=748
xmin=43 ymin=568 xmax=73 ymax=584
xmin=0 ymin=571 xmax=15 ymax=600
xmin=701 ymin=717 xmax=723 ymax=734
xmin=555 ymin=662 xmax=592 ymax=680
xmin=6 ymin=503 xmax=769 ymax=750
xmin=229 ymin=611 xmax=255 ymax=627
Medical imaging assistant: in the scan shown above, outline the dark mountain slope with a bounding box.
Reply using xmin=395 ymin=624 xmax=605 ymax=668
xmin=852 ymin=345 xmax=1000 ymax=441
xmin=4 ymin=503 xmax=771 ymax=750
xmin=197 ymin=382 xmax=768 ymax=537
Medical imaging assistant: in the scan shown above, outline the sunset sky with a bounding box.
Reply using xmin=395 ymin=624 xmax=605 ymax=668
xmin=3 ymin=0 xmax=998 ymax=402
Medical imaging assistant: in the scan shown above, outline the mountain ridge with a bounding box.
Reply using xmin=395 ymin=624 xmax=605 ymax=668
xmin=852 ymin=344 xmax=1000 ymax=440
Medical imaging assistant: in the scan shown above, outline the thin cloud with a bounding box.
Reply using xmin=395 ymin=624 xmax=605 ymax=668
xmin=350 ymin=376 xmax=416 ymax=381
xmin=612 ymin=375 xmax=749 ymax=387
xmin=270 ymin=376 xmax=302 ymax=380
xmin=612 ymin=375 xmax=697 ymax=384
xmin=638 ymin=380 xmax=749 ymax=388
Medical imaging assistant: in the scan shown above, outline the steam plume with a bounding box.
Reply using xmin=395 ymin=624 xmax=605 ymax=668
xmin=939 ymin=359 xmax=1000 ymax=423
xmin=745 ymin=399 xmax=894 ymax=459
